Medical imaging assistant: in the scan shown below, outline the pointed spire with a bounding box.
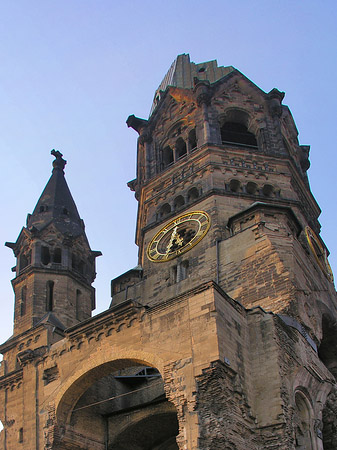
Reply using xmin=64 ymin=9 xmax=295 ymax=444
xmin=27 ymin=150 xmax=85 ymax=237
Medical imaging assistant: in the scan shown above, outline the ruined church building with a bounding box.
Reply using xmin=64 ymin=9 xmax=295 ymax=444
xmin=0 ymin=54 xmax=336 ymax=449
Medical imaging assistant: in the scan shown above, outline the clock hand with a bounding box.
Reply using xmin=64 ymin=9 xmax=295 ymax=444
xmin=166 ymin=227 xmax=178 ymax=254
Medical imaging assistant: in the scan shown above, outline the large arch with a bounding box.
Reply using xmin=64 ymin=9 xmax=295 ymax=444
xmin=52 ymin=353 xmax=179 ymax=450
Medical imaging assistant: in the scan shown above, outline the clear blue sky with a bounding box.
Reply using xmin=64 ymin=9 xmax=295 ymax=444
xmin=0 ymin=0 xmax=336 ymax=346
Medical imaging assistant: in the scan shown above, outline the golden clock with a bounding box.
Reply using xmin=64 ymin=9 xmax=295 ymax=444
xmin=305 ymin=226 xmax=334 ymax=283
xmin=147 ymin=211 xmax=211 ymax=262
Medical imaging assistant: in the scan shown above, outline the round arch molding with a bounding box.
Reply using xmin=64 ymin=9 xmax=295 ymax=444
xmin=50 ymin=352 xmax=179 ymax=450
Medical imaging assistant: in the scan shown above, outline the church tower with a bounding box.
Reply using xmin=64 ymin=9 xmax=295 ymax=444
xmin=1 ymin=56 xmax=337 ymax=450
xmin=5 ymin=150 xmax=101 ymax=336
xmin=121 ymin=53 xmax=335 ymax=347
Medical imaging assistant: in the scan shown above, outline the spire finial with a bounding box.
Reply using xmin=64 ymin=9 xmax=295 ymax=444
xmin=51 ymin=149 xmax=67 ymax=172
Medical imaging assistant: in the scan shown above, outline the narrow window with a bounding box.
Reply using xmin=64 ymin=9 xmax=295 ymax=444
xmin=41 ymin=246 xmax=50 ymax=265
xmin=20 ymin=286 xmax=26 ymax=317
xmin=188 ymin=129 xmax=197 ymax=151
xmin=76 ymin=289 xmax=82 ymax=321
xmin=46 ymin=281 xmax=54 ymax=312
xmin=19 ymin=427 xmax=23 ymax=443
xmin=19 ymin=253 xmax=29 ymax=271
xmin=162 ymin=146 xmax=174 ymax=167
xmin=53 ymin=248 xmax=62 ymax=264
xmin=176 ymin=137 xmax=187 ymax=159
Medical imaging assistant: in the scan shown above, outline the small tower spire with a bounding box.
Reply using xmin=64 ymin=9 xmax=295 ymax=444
xmin=6 ymin=151 xmax=101 ymax=336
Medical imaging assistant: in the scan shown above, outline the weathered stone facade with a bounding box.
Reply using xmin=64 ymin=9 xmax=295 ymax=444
xmin=0 ymin=54 xmax=336 ymax=449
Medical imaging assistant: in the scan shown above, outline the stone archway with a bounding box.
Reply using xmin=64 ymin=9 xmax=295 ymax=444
xmin=52 ymin=359 xmax=179 ymax=450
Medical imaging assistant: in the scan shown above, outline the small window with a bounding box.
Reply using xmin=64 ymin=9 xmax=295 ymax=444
xmin=41 ymin=246 xmax=50 ymax=265
xmin=46 ymin=281 xmax=54 ymax=312
xmin=176 ymin=138 xmax=187 ymax=159
xmin=63 ymin=208 xmax=68 ymax=215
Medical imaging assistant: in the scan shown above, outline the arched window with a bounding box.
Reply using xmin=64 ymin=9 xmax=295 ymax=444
xmin=159 ymin=203 xmax=171 ymax=218
xmin=176 ymin=138 xmax=187 ymax=159
xmin=318 ymin=315 xmax=337 ymax=378
xmin=229 ymin=179 xmax=241 ymax=193
xmin=188 ymin=129 xmax=197 ymax=151
xmin=162 ymin=146 xmax=174 ymax=168
xmin=246 ymin=181 xmax=258 ymax=195
xmin=46 ymin=281 xmax=54 ymax=312
xmin=174 ymin=195 xmax=185 ymax=210
xmin=221 ymin=122 xmax=257 ymax=147
xmin=41 ymin=246 xmax=51 ymax=265
xmin=53 ymin=248 xmax=62 ymax=264
xmin=187 ymin=187 xmax=199 ymax=202
xmin=322 ymin=385 xmax=337 ymax=450
xmin=262 ymin=184 xmax=274 ymax=197
xmin=294 ymin=391 xmax=314 ymax=450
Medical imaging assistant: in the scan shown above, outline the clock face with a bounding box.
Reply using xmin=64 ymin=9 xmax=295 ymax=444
xmin=147 ymin=211 xmax=211 ymax=262
xmin=305 ymin=226 xmax=334 ymax=283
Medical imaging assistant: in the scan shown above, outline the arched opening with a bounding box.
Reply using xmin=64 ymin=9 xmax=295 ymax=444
xmin=175 ymin=138 xmax=187 ymax=160
xmin=162 ymin=146 xmax=174 ymax=168
xmin=294 ymin=391 xmax=314 ymax=450
xmin=318 ymin=315 xmax=337 ymax=378
xmin=262 ymin=184 xmax=274 ymax=197
xmin=159 ymin=203 xmax=171 ymax=219
xmin=174 ymin=195 xmax=185 ymax=210
xmin=41 ymin=246 xmax=51 ymax=265
xmin=322 ymin=385 xmax=337 ymax=450
xmin=245 ymin=181 xmax=258 ymax=195
xmin=56 ymin=361 xmax=179 ymax=450
xmin=229 ymin=179 xmax=241 ymax=193
xmin=221 ymin=122 xmax=257 ymax=148
xmin=187 ymin=187 xmax=199 ymax=202
xmin=53 ymin=247 xmax=62 ymax=264
xmin=188 ymin=129 xmax=197 ymax=151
